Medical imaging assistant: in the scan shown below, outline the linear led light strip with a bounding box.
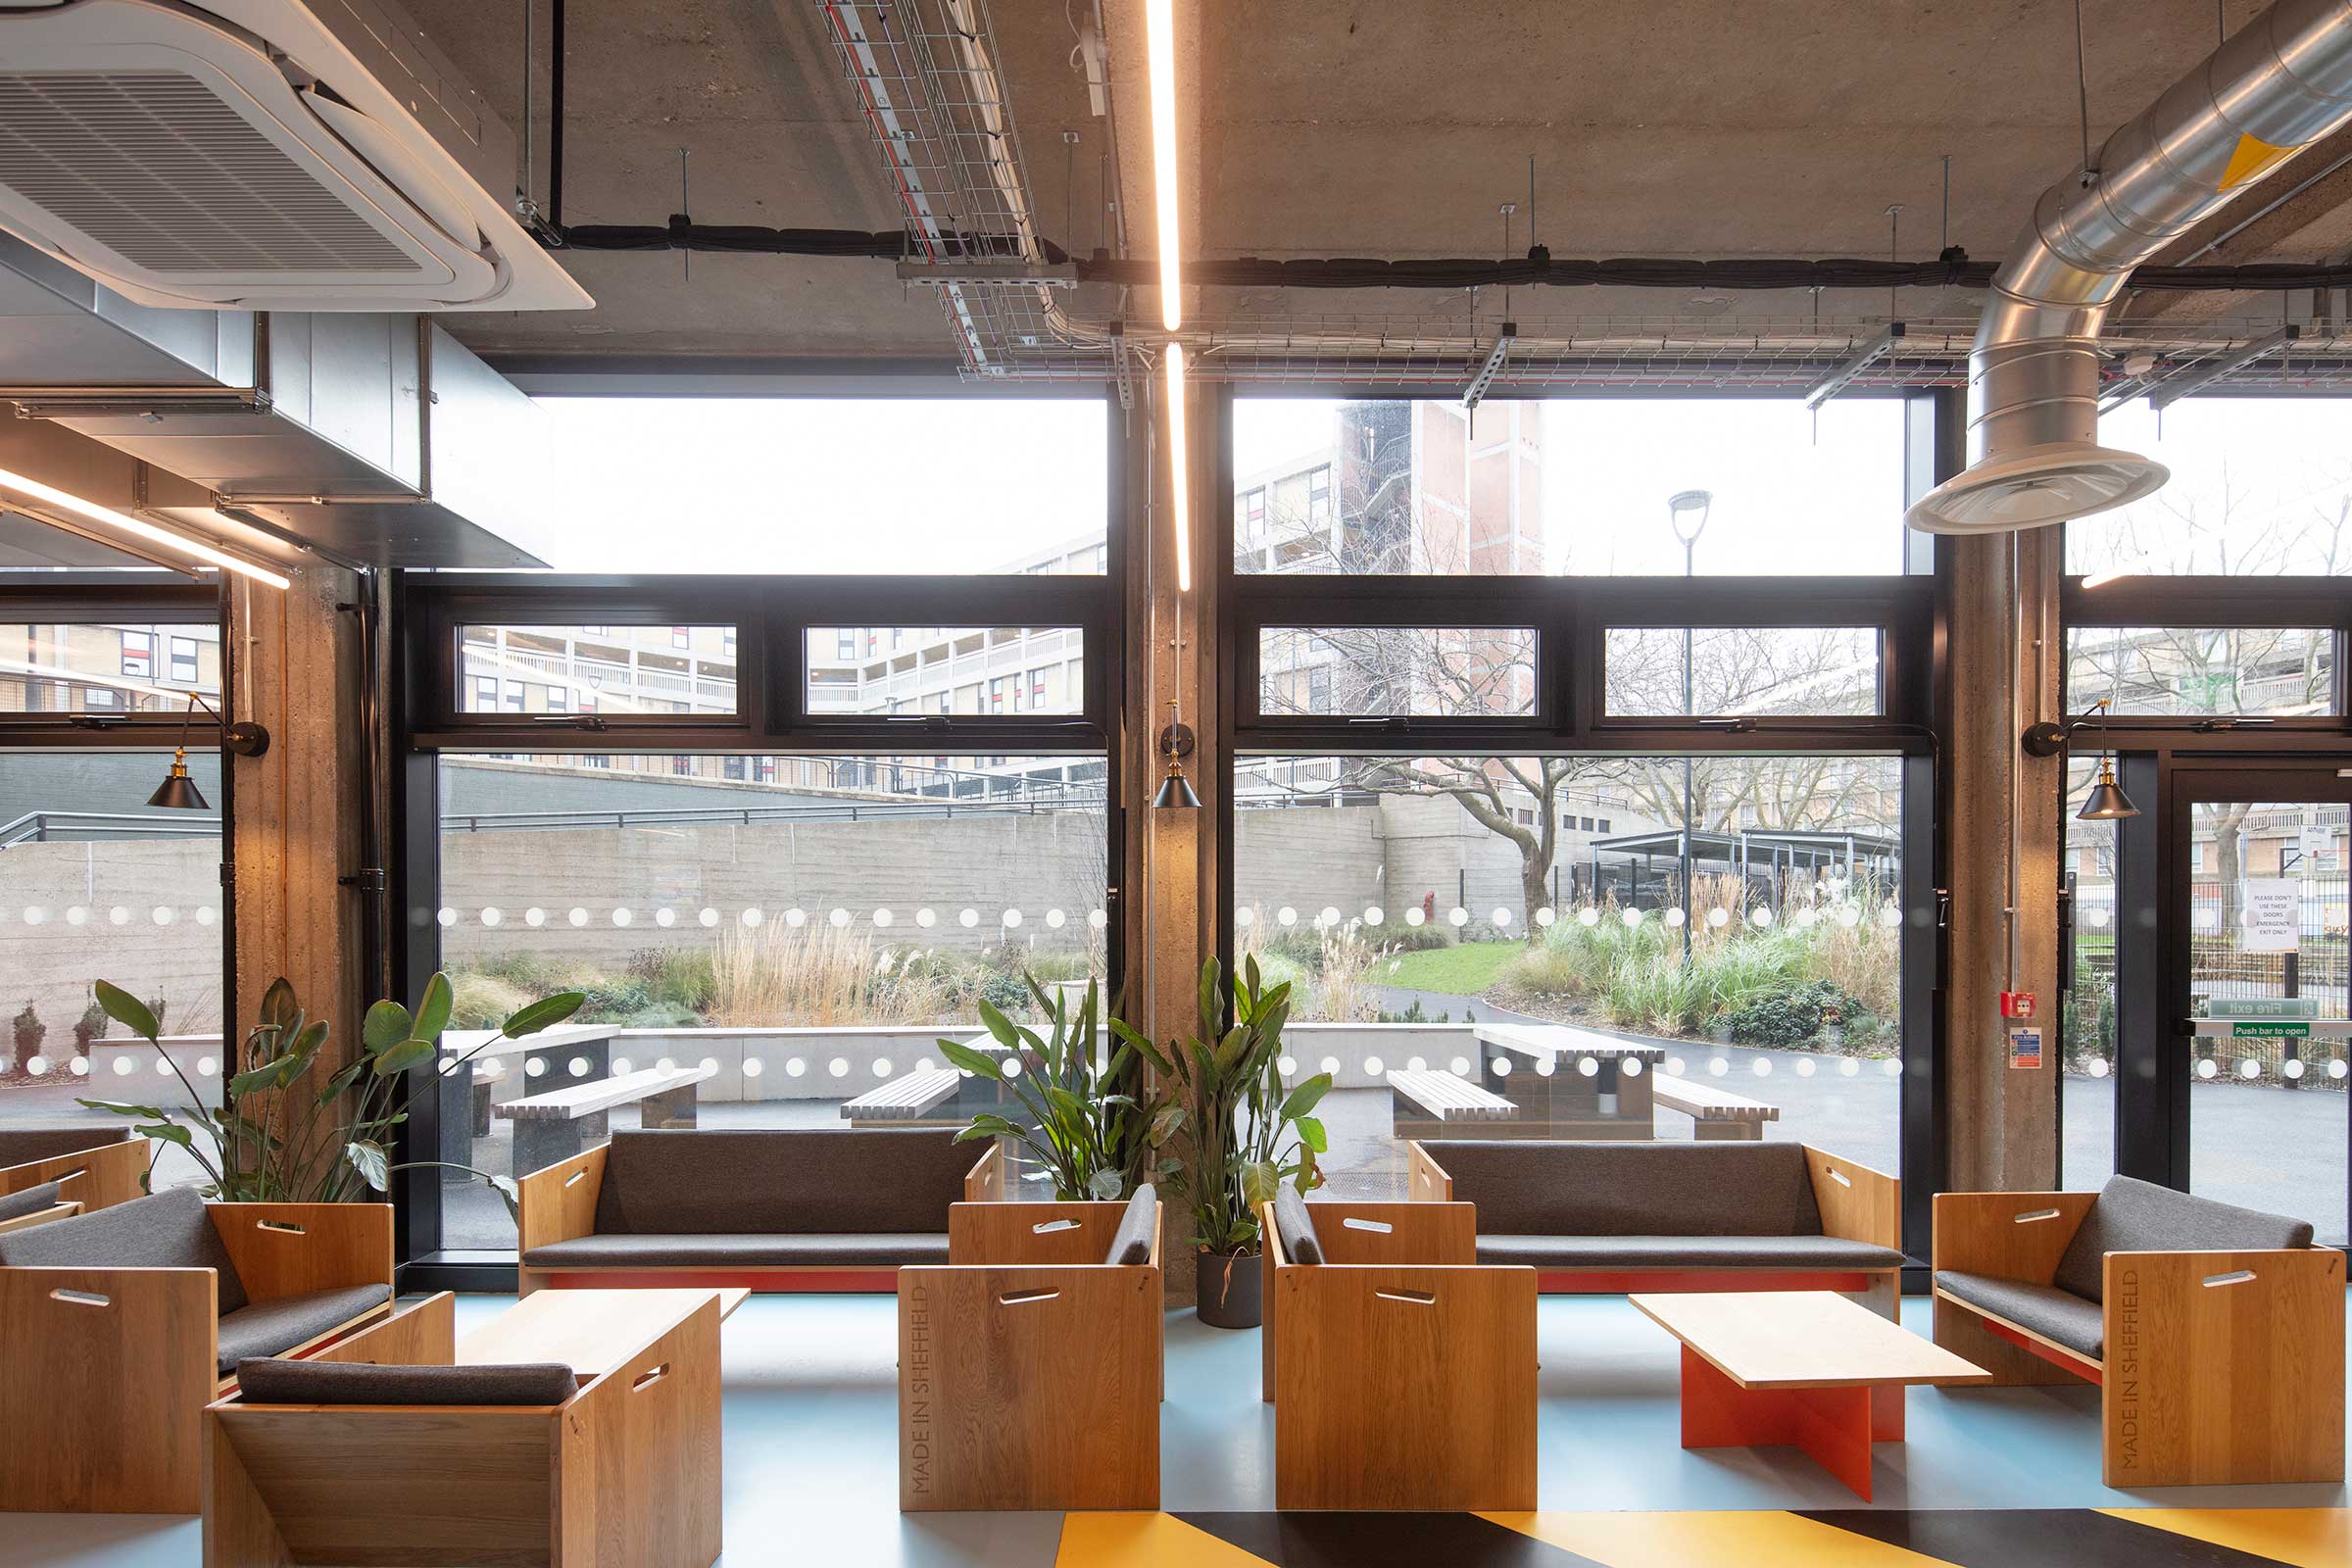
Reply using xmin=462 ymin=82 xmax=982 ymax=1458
xmin=1147 ymin=1 xmax=1191 ymax=591
xmin=0 ymin=466 xmax=289 ymax=590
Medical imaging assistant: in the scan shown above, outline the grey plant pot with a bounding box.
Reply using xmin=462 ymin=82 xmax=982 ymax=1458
xmin=1195 ymin=1248 xmax=1262 ymax=1329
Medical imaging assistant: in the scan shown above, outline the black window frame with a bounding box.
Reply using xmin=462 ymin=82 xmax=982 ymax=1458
xmin=1216 ymin=384 xmax=1945 ymax=1271
xmin=389 ymin=387 xmax=1127 ymax=1285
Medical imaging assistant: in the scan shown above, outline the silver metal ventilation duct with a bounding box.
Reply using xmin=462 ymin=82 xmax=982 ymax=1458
xmin=0 ymin=233 xmax=561 ymax=567
xmin=1910 ymin=0 xmax=2352 ymax=534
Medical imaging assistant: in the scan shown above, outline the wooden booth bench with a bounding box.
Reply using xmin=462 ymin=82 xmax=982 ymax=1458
xmin=1933 ymin=1175 xmax=2343 ymax=1487
xmin=1387 ymin=1067 xmax=1520 ymax=1140
xmin=496 ymin=1062 xmax=715 ymax=1176
xmin=0 ymin=1123 xmax=146 ymax=1235
xmin=1258 ymin=1189 xmax=1536 ymax=1511
xmin=1650 ymin=1075 xmax=1781 ymax=1141
xmin=899 ymin=1186 xmax=1163 ymax=1512
xmin=518 ymin=1127 xmax=999 ymax=1294
xmin=208 ymin=1289 xmax=725 ymax=1567
xmin=0 ymin=1188 xmax=397 ymax=1513
xmin=1409 ymin=1139 xmax=1901 ymax=1314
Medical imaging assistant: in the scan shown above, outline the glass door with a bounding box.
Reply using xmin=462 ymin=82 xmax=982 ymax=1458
xmin=2167 ymin=769 xmax=2351 ymax=1248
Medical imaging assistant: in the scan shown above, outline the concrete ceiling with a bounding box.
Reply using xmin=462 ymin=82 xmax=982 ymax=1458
xmin=406 ymin=0 xmax=2352 ymax=365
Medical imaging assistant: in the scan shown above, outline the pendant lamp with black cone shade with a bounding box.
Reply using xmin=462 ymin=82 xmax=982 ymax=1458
xmin=2019 ymin=697 xmax=2137 ymax=821
xmin=1154 ymin=699 xmax=1200 ymax=811
xmin=147 ymin=692 xmax=270 ymax=810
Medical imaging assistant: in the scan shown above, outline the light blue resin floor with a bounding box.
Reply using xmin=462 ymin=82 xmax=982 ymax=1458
xmin=16 ymin=1292 xmax=2348 ymax=1566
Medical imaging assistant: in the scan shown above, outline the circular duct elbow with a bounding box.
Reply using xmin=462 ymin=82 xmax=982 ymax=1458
xmin=1905 ymin=441 xmax=2169 ymax=534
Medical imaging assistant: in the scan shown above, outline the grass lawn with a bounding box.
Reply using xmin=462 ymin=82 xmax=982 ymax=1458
xmin=1380 ymin=940 xmax=1523 ymax=997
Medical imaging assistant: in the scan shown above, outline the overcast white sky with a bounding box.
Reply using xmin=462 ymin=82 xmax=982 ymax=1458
xmin=536 ymin=397 xmax=1107 ymax=573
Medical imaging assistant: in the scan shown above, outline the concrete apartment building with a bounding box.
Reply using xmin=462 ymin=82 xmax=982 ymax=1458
xmin=1 ymin=621 xmax=220 ymax=713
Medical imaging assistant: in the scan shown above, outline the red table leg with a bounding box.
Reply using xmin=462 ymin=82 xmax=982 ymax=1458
xmin=1677 ymin=1346 xmax=1881 ymax=1500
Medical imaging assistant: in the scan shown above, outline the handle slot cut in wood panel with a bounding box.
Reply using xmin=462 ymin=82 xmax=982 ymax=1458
xmin=2202 ymin=1269 xmax=2257 ymax=1288
xmin=58 ymin=1165 xmax=87 ymax=1182
xmin=631 ymin=1363 xmax=669 ymax=1393
xmin=999 ymin=1288 xmax=1061 ymax=1306
xmin=564 ymin=1169 xmax=589 ymax=1188
xmin=1374 ymin=1288 xmax=1437 ymax=1305
xmin=1826 ymin=1167 xmax=1853 ymax=1187
xmin=255 ymin=1220 xmax=309 ymax=1236
xmin=2014 ymin=1208 xmax=2062 ymax=1223
xmin=1032 ymin=1218 xmax=1080 ymax=1234
xmin=1342 ymin=1217 xmax=1394 ymax=1233
xmin=49 ymin=1288 xmax=110 ymax=1307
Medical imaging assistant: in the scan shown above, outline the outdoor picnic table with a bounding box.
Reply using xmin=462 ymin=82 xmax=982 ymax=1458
xmin=436 ymin=1025 xmax=619 ymax=1178
xmin=1472 ymin=1021 xmax=1665 ymax=1140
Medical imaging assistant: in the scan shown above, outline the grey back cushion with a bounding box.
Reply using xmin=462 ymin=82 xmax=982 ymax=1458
xmin=0 ymin=1185 xmax=248 ymax=1313
xmin=2053 ymin=1175 xmax=2316 ymax=1302
xmin=0 ymin=1181 xmax=64 ymax=1224
xmin=594 ymin=1129 xmax=973 ymax=1235
xmin=0 ymin=1123 xmax=130 ymax=1168
xmin=1103 ymin=1183 xmax=1157 ymax=1266
xmin=237 ymin=1357 xmax=576 ymax=1406
xmin=1272 ymin=1187 xmax=1324 ymax=1264
xmin=1425 ymin=1141 xmax=1824 ymax=1238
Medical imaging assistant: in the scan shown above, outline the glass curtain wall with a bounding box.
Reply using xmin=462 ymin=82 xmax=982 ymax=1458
xmin=1225 ymin=393 xmax=1933 ymax=1236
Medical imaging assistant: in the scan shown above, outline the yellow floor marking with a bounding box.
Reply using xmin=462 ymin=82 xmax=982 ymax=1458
xmin=1482 ymin=1510 xmax=1961 ymax=1567
xmin=1054 ymin=1512 xmax=1275 ymax=1568
xmin=2100 ymin=1507 xmax=2351 ymax=1568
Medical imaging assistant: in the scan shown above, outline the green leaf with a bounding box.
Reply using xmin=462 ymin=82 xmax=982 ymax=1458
xmin=1148 ymin=1102 xmax=1186 ymax=1147
xmin=343 ymin=1139 xmax=389 ymax=1192
xmin=1278 ymin=1073 xmax=1334 ymax=1122
xmin=135 ymin=1121 xmax=193 ymax=1149
xmin=318 ymin=1057 xmax=369 ymax=1104
xmin=1107 ymin=1019 xmax=1173 ymax=1076
xmin=412 ymin=973 xmax=454 ymax=1044
xmin=500 ymin=992 xmax=583 ymax=1040
xmin=257 ymin=978 xmax=301 ymax=1036
xmin=227 ymin=1062 xmax=287 ymax=1099
xmin=371 ymin=1039 xmax=435 ymax=1076
xmin=1295 ymin=1114 xmax=1328 ymax=1153
xmin=937 ymin=1038 xmax=1005 ymax=1081
xmin=1088 ymin=1168 xmax=1126 ymax=1200
xmin=1238 ymin=1157 xmax=1280 ymax=1212
xmin=93 ymin=981 xmax=159 ymax=1043
xmin=976 ymin=999 xmax=1021 ymax=1051
xmin=362 ymin=1000 xmax=413 ymax=1054
xmin=75 ymin=1097 xmax=169 ymax=1120
xmin=488 ymin=1175 xmax=519 ymax=1220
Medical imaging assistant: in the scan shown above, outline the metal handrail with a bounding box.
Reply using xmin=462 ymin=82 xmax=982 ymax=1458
xmin=0 ymin=809 xmax=221 ymax=847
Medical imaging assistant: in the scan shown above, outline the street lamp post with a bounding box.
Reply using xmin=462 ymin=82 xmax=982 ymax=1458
xmin=1667 ymin=490 xmax=1712 ymax=964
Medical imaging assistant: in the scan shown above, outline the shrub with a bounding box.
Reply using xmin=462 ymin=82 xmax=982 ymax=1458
xmin=450 ymin=970 xmax=532 ymax=1029
xmin=628 ymin=947 xmax=715 ymax=1014
xmin=622 ymin=1002 xmax=702 ymax=1029
xmin=1727 ymin=987 xmax=1824 ymax=1047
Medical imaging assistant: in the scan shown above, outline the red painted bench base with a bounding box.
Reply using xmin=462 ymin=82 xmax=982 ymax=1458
xmin=530 ymin=1268 xmax=904 ymax=1293
xmin=1975 ymin=1310 xmax=2103 ymax=1385
xmin=1678 ymin=1346 xmax=1905 ymax=1500
xmin=1536 ymin=1269 xmax=1875 ymax=1296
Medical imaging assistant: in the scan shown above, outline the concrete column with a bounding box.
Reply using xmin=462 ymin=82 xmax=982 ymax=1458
xmin=1942 ymin=528 xmax=2064 ymax=1191
xmin=227 ymin=564 xmax=367 ymax=1078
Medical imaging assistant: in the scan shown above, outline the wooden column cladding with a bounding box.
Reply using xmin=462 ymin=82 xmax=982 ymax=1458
xmin=1940 ymin=528 xmax=2062 ymax=1191
xmin=226 ymin=564 xmax=368 ymax=1086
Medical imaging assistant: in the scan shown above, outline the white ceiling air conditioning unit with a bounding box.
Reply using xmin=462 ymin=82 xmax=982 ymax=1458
xmin=0 ymin=0 xmax=590 ymax=312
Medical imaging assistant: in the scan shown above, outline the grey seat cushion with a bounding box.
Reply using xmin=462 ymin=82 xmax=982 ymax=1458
xmin=0 ymin=1186 xmax=249 ymax=1314
xmin=2054 ymin=1175 xmax=2316 ymax=1303
xmin=217 ymin=1284 xmax=394 ymax=1374
xmin=0 ymin=1180 xmax=64 ymax=1224
xmin=237 ymin=1356 xmax=576 ymax=1406
xmin=523 ymin=1231 xmax=950 ymax=1270
xmin=1474 ymin=1233 xmax=1904 ymax=1271
xmin=1937 ymin=1270 xmax=2105 ymax=1360
xmin=1104 ymin=1184 xmax=1157 ymax=1266
xmin=1272 ymin=1188 xmax=1324 ymax=1265
xmin=0 ymin=1123 xmax=131 ymax=1169
xmin=594 ymin=1129 xmax=973 ymax=1236
xmin=1422 ymin=1140 xmax=1826 ymax=1238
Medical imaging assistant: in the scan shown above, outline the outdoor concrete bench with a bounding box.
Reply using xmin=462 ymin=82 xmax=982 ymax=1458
xmin=495 ymin=1062 xmax=714 ymax=1176
xmin=840 ymin=1067 xmax=961 ymax=1127
xmin=1258 ymin=1188 xmax=1535 ymax=1511
xmin=0 ymin=1123 xmax=144 ymax=1231
xmin=0 ymin=1188 xmax=397 ymax=1514
xmin=517 ymin=1127 xmax=1000 ymax=1293
xmin=1933 ymin=1174 xmax=2343 ymax=1487
xmin=1650 ymin=1075 xmax=1781 ymax=1140
xmin=1408 ymin=1139 xmax=1902 ymax=1314
xmin=1473 ymin=1022 xmax=1664 ymax=1139
xmin=1387 ymin=1068 xmax=1521 ymax=1139
xmin=899 ymin=1187 xmax=1163 ymax=1511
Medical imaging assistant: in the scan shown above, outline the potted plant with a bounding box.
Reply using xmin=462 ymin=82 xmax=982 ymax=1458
xmin=937 ymin=975 xmax=1165 ymax=1201
xmin=10 ymin=1002 xmax=41 ymax=1076
xmin=77 ymin=972 xmax=581 ymax=1214
xmin=1112 ymin=956 xmax=1332 ymax=1329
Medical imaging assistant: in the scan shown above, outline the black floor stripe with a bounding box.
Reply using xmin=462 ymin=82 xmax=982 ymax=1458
xmin=1800 ymin=1509 xmax=2301 ymax=1568
xmin=1175 ymin=1511 xmax=1606 ymax=1568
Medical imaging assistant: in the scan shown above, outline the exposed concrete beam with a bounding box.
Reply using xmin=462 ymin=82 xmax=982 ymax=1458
xmin=2126 ymin=125 xmax=2352 ymax=325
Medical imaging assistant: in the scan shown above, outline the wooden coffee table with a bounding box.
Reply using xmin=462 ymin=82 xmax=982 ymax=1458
xmin=1632 ymin=1290 xmax=1987 ymax=1499
xmin=458 ymin=1287 xmax=750 ymax=1382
